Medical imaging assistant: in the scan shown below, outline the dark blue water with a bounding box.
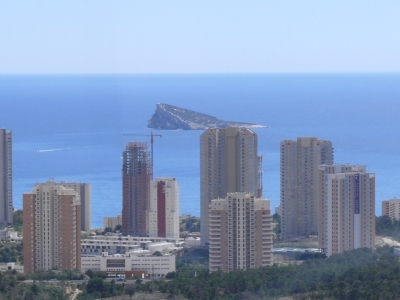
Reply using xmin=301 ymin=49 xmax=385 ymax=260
xmin=1 ymin=74 xmax=399 ymax=228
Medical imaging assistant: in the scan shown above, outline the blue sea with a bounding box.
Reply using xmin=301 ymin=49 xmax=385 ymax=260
xmin=1 ymin=74 xmax=399 ymax=228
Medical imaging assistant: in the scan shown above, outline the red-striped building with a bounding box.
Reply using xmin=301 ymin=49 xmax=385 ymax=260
xmin=149 ymin=178 xmax=179 ymax=239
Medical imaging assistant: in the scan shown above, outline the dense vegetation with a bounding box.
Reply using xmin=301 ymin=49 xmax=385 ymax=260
xmin=128 ymin=246 xmax=400 ymax=299
xmin=102 ymin=224 xmax=122 ymax=235
xmin=376 ymin=215 xmax=400 ymax=240
xmin=180 ymin=216 xmax=201 ymax=232
xmin=76 ymin=270 xmax=124 ymax=299
xmin=272 ymin=213 xmax=281 ymax=241
xmin=0 ymin=270 xmax=67 ymax=300
xmin=0 ymin=241 xmax=23 ymax=263
xmin=13 ymin=210 xmax=23 ymax=233
xmin=23 ymin=269 xmax=85 ymax=281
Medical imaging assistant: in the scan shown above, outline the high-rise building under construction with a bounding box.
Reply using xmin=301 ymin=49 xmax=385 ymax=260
xmin=122 ymin=142 xmax=152 ymax=236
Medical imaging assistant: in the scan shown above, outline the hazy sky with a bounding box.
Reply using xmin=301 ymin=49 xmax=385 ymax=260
xmin=1 ymin=1 xmax=399 ymax=74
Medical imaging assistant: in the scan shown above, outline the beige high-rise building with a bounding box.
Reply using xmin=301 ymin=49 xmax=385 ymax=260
xmin=149 ymin=178 xmax=180 ymax=239
xmin=0 ymin=129 xmax=12 ymax=228
xmin=103 ymin=215 xmax=122 ymax=230
xmin=318 ymin=164 xmax=375 ymax=256
xmin=200 ymin=127 xmax=262 ymax=245
xmin=23 ymin=181 xmax=81 ymax=273
xmin=280 ymin=137 xmax=333 ymax=240
xmin=209 ymin=193 xmax=272 ymax=272
xmin=59 ymin=181 xmax=91 ymax=231
xmin=382 ymin=199 xmax=400 ymax=220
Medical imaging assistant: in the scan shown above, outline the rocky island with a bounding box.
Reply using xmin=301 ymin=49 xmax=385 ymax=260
xmin=147 ymin=103 xmax=266 ymax=130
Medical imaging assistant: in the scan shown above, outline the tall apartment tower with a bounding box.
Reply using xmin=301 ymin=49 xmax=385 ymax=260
xmin=209 ymin=193 xmax=272 ymax=272
xmin=318 ymin=164 xmax=375 ymax=256
xmin=280 ymin=137 xmax=333 ymax=240
xmin=149 ymin=178 xmax=179 ymax=239
xmin=382 ymin=199 xmax=400 ymax=220
xmin=200 ymin=127 xmax=262 ymax=245
xmin=0 ymin=129 xmax=12 ymax=228
xmin=60 ymin=181 xmax=91 ymax=231
xmin=23 ymin=181 xmax=81 ymax=273
xmin=122 ymin=142 xmax=152 ymax=236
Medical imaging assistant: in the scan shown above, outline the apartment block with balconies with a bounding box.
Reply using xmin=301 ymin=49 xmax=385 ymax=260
xmin=209 ymin=192 xmax=272 ymax=272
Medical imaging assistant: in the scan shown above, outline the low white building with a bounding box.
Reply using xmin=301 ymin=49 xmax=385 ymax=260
xmin=184 ymin=237 xmax=201 ymax=246
xmin=81 ymin=252 xmax=175 ymax=279
xmin=148 ymin=242 xmax=174 ymax=253
xmin=81 ymin=235 xmax=181 ymax=256
xmin=0 ymin=262 xmax=24 ymax=273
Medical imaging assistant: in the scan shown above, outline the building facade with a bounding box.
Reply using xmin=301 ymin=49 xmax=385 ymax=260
xmin=149 ymin=178 xmax=179 ymax=239
xmin=81 ymin=234 xmax=180 ymax=256
xmin=81 ymin=252 xmax=175 ymax=279
xmin=104 ymin=215 xmax=122 ymax=230
xmin=122 ymin=142 xmax=152 ymax=236
xmin=0 ymin=129 xmax=12 ymax=228
xmin=200 ymin=127 xmax=262 ymax=245
xmin=382 ymin=199 xmax=400 ymax=220
xmin=318 ymin=164 xmax=375 ymax=256
xmin=23 ymin=181 xmax=81 ymax=273
xmin=209 ymin=193 xmax=272 ymax=272
xmin=280 ymin=137 xmax=333 ymax=240
xmin=59 ymin=181 xmax=91 ymax=231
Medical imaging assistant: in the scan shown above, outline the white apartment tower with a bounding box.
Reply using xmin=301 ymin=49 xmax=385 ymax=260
xmin=318 ymin=164 xmax=375 ymax=256
xmin=200 ymin=127 xmax=262 ymax=245
xmin=149 ymin=178 xmax=179 ymax=239
xmin=382 ymin=199 xmax=400 ymax=220
xmin=23 ymin=181 xmax=81 ymax=273
xmin=280 ymin=137 xmax=333 ymax=240
xmin=0 ymin=129 xmax=12 ymax=228
xmin=209 ymin=193 xmax=272 ymax=272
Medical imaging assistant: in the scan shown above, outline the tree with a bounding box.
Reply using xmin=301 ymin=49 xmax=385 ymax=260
xmin=86 ymin=277 xmax=104 ymax=294
xmin=13 ymin=210 xmax=23 ymax=232
xmin=114 ymin=224 xmax=122 ymax=232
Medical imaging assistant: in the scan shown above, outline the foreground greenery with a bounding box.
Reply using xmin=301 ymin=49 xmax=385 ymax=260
xmin=376 ymin=215 xmax=400 ymax=241
xmin=22 ymin=269 xmax=85 ymax=281
xmin=0 ymin=241 xmax=23 ymax=264
xmin=2 ymin=246 xmax=398 ymax=299
xmin=76 ymin=270 xmax=125 ymax=299
xmin=0 ymin=270 xmax=67 ymax=300
xmin=131 ymin=246 xmax=400 ymax=299
xmin=13 ymin=210 xmax=23 ymax=233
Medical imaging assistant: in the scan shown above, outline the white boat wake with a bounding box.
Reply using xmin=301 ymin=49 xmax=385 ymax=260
xmin=37 ymin=148 xmax=72 ymax=153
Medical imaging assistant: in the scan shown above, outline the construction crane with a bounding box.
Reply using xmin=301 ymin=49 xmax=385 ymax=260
xmin=148 ymin=131 xmax=162 ymax=166
xmin=123 ymin=131 xmax=162 ymax=168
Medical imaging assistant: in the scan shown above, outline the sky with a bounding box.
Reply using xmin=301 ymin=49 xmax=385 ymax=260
xmin=1 ymin=1 xmax=400 ymax=74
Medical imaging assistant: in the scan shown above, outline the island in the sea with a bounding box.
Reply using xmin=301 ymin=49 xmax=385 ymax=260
xmin=147 ymin=103 xmax=266 ymax=130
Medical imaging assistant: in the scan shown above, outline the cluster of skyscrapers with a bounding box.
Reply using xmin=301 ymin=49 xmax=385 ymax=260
xmin=200 ymin=127 xmax=272 ymax=272
xmin=121 ymin=142 xmax=180 ymax=239
xmin=280 ymin=137 xmax=375 ymax=256
xmin=0 ymin=126 xmax=386 ymax=275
